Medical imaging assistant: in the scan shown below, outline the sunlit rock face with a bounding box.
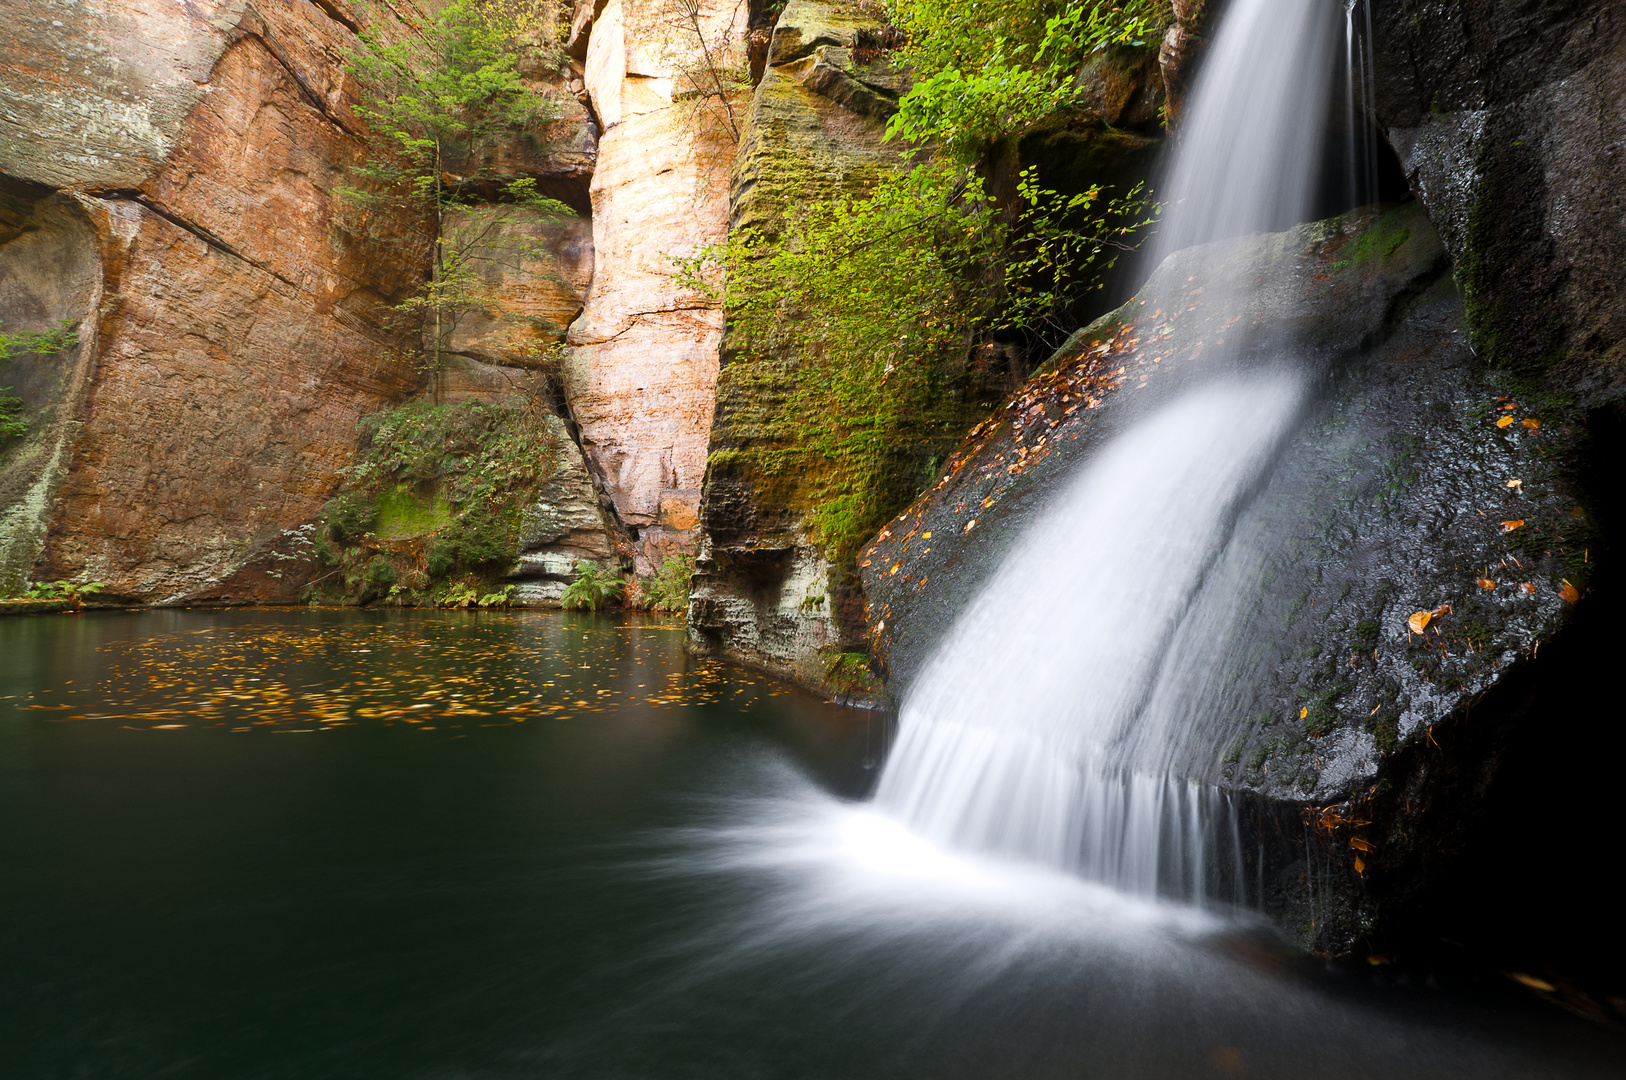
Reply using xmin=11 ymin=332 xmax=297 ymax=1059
xmin=0 ymin=0 xmax=430 ymax=603
xmin=563 ymin=0 xmax=747 ymax=573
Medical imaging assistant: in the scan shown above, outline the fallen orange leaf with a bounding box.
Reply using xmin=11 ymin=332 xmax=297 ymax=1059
xmin=1521 ymin=417 xmax=1541 ymax=430
xmin=1521 ymin=583 xmax=1536 ymax=595
xmin=1560 ymin=580 xmax=1581 ymax=603
xmin=1299 ymin=706 xmax=1308 ymax=719
xmin=1408 ymin=610 xmax=1431 ymax=634
xmin=1501 ymin=519 xmax=1525 ymax=533
xmin=1496 ymin=415 xmax=1516 ymax=428
xmin=1477 ymin=578 xmax=1496 ymax=589
xmin=1354 ymin=855 xmax=1366 ymax=874
xmin=1499 ymin=402 xmax=1519 ymax=411
xmin=1430 ymin=602 xmax=1453 ymax=618
xmin=1350 ymin=836 xmax=1375 ymax=852
xmin=964 ymin=519 xmax=978 ymax=534
xmin=1506 ymin=479 xmax=1522 ymax=489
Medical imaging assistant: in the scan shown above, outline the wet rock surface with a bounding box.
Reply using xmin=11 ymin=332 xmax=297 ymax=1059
xmin=861 ymin=202 xmax=1599 ymax=950
xmin=1370 ymin=0 xmax=1626 ymax=404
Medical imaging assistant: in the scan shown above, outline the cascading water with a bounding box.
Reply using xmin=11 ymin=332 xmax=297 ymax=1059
xmin=1149 ymin=0 xmax=1341 ymax=265
xmin=875 ymin=379 xmax=1304 ymax=901
xmin=875 ymin=0 xmax=1353 ymax=902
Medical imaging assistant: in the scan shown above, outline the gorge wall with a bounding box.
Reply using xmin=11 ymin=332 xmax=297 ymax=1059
xmin=0 ymin=0 xmax=429 ymax=601
xmin=0 ymin=0 xmax=740 ymax=601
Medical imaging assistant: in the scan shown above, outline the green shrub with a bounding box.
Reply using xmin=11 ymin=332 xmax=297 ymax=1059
xmin=0 ymin=388 xmax=26 ymax=443
xmin=1 ymin=319 xmax=79 ymax=446
xmin=560 ymin=561 xmax=625 ymax=612
xmin=320 ymin=491 xmax=378 ymax=545
xmin=721 ymin=157 xmax=1152 ymax=561
xmin=310 ymin=401 xmax=558 ymax=604
xmin=640 ymin=554 xmax=694 ymax=613
xmin=365 ymin=556 xmax=398 ymax=588
xmin=24 ymin=579 xmax=105 ymax=605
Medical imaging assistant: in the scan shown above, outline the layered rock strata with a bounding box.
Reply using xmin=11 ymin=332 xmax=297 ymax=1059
xmin=564 ymin=0 xmax=748 ymax=573
xmin=687 ymin=0 xmax=910 ymax=687
xmin=0 ymin=0 xmax=429 ymax=602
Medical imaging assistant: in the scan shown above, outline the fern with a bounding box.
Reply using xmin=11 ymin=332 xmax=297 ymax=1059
xmin=560 ymin=561 xmax=625 ymax=612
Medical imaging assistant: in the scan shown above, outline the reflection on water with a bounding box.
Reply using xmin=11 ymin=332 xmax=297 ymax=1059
xmin=0 ymin=609 xmax=1620 ymax=1079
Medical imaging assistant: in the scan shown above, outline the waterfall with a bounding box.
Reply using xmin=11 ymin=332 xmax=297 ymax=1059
xmin=874 ymin=0 xmax=1351 ymax=903
xmin=874 ymin=379 xmax=1302 ymax=901
xmin=1149 ymin=0 xmax=1341 ymax=265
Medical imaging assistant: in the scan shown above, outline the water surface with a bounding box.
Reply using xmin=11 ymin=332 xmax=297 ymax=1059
xmin=1 ymin=609 xmax=1619 ymax=1078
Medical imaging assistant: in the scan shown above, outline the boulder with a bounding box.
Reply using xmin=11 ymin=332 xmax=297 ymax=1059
xmin=861 ymin=201 xmax=1599 ymax=951
xmin=1370 ymin=0 xmax=1626 ymax=405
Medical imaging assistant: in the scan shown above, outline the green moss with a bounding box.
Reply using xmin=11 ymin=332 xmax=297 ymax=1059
xmin=309 ymin=401 xmax=559 ymax=605
xmin=822 ymin=650 xmax=883 ymax=696
xmin=1366 ymin=710 xmax=1400 ymax=752
xmin=1303 ymin=683 xmax=1350 ymax=739
xmin=1329 ymin=207 xmax=1413 ymax=273
xmin=374 ymin=485 xmax=454 ymax=539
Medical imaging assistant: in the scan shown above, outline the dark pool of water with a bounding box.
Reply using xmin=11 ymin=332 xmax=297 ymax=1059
xmin=2 ymin=609 xmax=1621 ymax=1079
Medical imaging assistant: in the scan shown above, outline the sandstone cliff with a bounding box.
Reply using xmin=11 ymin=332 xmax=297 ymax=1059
xmin=0 ymin=0 xmax=742 ymax=601
xmin=0 ymin=0 xmax=429 ymax=601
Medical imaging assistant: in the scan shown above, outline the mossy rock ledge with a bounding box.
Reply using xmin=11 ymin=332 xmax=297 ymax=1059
xmin=861 ymin=201 xmax=1609 ymax=953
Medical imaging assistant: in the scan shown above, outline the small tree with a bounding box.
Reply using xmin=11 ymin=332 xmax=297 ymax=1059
xmin=341 ymin=0 xmax=574 ymax=391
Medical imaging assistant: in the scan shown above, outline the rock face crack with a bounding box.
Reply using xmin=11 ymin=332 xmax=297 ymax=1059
xmin=308 ymin=0 xmax=362 ymax=34
xmin=237 ymin=6 xmax=362 ymax=136
xmin=570 ymin=304 xmax=717 ymax=346
xmin=93 ymin=189 xmax=300 ymax=291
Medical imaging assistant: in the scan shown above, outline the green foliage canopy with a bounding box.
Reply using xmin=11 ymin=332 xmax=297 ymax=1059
xmin=341 ymin=1 xmax=574 ymax=376
xmin=884 ymin=1 xmax=1163 ymax=160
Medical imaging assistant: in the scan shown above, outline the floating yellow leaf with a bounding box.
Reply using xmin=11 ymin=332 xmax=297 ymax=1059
xmin=1501 ymin=519 xmax=1525 ymax=533
xmin=1509 ymin=972 xmax=1556 ymax=993
xmin=1350 ymin=836 xmax=1375 ymax=852
xmin=888 ymin=563 xmax=900 ymax=575
xmin=921 ymin=532 xmax=931 ymax=540
xmin=964 ymin=518 xmax=978 ymax=534
xmin=1354 ymin=855 xmax=1366 ymax=874
xmin=1560 ymin=579 xmax=1581 ymax=603
xmin=1299 ymin=706 xmax=1308 ymax=719
xmin=1477 ymin=578 xmax=1496 ymax=590
xmin=1506 ymin=479 xmax=1522 ymax=489
xmin=1407 ymin=610 xmax=1431 ymax=634
xmin=1496 ymin=415 xmax=1516 ymax=428
xmin=1522 ymin=417 xmax=1541 ymax=429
